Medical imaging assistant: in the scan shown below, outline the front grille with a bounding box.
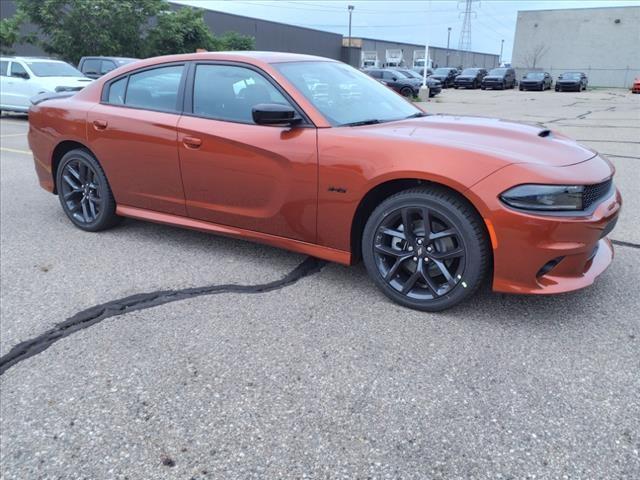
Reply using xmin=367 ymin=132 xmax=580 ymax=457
xmin=583 ymin=178 xmax=613 ymax=209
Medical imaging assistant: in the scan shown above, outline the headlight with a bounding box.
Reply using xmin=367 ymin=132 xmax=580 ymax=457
xmin=500 ymin=184 xmax=584 ymax=211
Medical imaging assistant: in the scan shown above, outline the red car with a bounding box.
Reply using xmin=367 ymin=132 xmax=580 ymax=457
xmin=28 ymin=52 xmax=621 ymax=311
xmin=632 ymin=77 xmax=640 ymax=94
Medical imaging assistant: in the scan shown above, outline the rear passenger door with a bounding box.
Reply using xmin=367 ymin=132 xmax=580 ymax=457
xmin=87 ymin=63 xmax=188 ymax=216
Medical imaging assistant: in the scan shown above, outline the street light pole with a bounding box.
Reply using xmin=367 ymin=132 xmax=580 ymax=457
xmin=499 ymin=39 xmax=504 ymax=66
xmin=348 ymin=5 xmax=354 ymax=67
xmin=419 ymin=1 xmax=432 ymax=100
xmin=446 ymin=27 xmax=451 ymax=67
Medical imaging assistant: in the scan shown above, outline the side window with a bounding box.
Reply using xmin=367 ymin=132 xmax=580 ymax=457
xmin=369 ymin=71 xmax=381 ymax=79
xmin=82 ymin=59 xmax=101 ymax=75
xmin=107 ymin=77 xmax=127 ymax=104
xmin=192 ymin=64 xmax=290 ymax=124
xmin=382 ymin=71 xmax=394 ymax=80
xmin=0 ymin=61 xmax=8 ymax=76
xmin=10 ymin=62 xmax=28 ymax=78
xmin=100 ymin=60 xmax=116 ymax=75
xmin=124 ymin=65 xmax=184 ymax=112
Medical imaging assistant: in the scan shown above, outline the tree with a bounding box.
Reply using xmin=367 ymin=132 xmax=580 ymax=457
xmin=144 ymin=7 xmax=217 ymax=57
xmin=16 ymin=0 xmax=166 ymax=63
xmin=217 ymin=31 xmax=255 ymax=51
xmin=0 ymin=12 xmax=24 ymax=54
xmin=524 ymin=44 xmax=549 ymax=69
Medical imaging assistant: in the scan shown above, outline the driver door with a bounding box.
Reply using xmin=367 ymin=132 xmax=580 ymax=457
xmin=177 ymin=63 xmax=318 ymax=242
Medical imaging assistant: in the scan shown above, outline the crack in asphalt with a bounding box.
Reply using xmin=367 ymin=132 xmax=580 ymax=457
xmin=612 ymin=239 xmax=640 ymax=250
xmin=0 ymin=257 xmax=327 ymax=376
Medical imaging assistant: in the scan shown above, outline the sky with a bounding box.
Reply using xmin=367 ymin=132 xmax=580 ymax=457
xmin=172 ymin=0 xmax=639 ymax=62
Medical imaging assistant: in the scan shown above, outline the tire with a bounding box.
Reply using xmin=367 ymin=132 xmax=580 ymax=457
xmin=555 ymin=86 xmax=560 ymax=92
xmin=361 ymin=186 xmax=490 ymax=311
xmin=56 ymin=148 xmax=120 ymax=232
xmin=400 ymin=86 xmax=413 ymax=97
xmin=519 ymin=86 xmax=523 ymax=91
xmin=480 ymin=85 xmax=486 ymax=90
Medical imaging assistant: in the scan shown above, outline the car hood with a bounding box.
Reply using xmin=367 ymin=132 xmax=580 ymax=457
xmin=34 ymin=76 xmax=93 ymax=89
xmin=347 ymin=115 xmax=597 ymax=167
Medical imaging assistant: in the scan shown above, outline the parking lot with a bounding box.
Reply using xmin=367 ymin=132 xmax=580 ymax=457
xmin=1 ymin=88 xmax=639 ymax=478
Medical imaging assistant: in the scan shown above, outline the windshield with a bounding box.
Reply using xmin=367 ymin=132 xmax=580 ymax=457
xmin=433 ymin=68 xmax=452 ymax=75
xmin=399 ymin=70 xmax=422 ymax=79
xmin=488 ymin=68 xmax=507 ymax=76
xmin=524 ymin=72 xmax=545 ymax=79
xmin=275 ymin=61 xmax=421 ymax=126
xmin=26 ymin=61 xmax=84 ymax=77
xmin=562 ymin=72 xmax=582 ymax=79
xmin=461 ymin=68 xmax=479 ymax=76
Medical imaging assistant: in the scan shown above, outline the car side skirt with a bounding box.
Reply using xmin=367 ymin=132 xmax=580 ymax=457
xmin=116 ymin=205 xmax=352 ymax=265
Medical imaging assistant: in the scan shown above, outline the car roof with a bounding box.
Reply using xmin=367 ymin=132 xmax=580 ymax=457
xmin=0 ymin=56 xmax=64 ymax=62
xmin=81 ymin=56 xmax=138 ymax=61
xmin=147 ymin=51 xmax=334 ymax=64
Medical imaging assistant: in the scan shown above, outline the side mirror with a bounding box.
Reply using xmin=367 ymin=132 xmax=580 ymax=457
xmin=252 ymin=103 xmax=301 ymax=126
xmin=392 ymin=76 xmax=398 ymax=81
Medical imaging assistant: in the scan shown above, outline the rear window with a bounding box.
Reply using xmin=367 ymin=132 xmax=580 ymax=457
xmin=125 ymin=65 xmax=183 ymax=112
xmin=0 ymin=61 xmax=7 ymax=76
xmin=81 ymin=59 xmax=101 ymax=75
xmin=108 ymin=77 xmax=127 ymax=104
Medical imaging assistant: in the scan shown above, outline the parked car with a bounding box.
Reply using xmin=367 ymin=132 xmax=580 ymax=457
xmin=555 ymin=72 xmax=588 ymax=92
xmin=519 ymin=71 xmax=553 ymax=91
xmin=481 ymin=67 xmax=517 ymax=90
xmin=393 ymin=68 xmax=442 ymax=97
xmin=27 ymin=52 xmax=621 ymax=311
xmin=78 ymin=56 xmax=138 ymax=79
xmin=453 ymin=68 xmax=487 ymax=89
xmin=364 ymin=68 xmax=421 ymax=97
xmin=414 ymin=67 xmax=433 ymax=78
xmin=429 ymin=67 xmax=459 ymax=88
xmin=632 ymin=77 xmax=640 ymax=94
xmin=0 ymin=56 xmax=92 ymax=113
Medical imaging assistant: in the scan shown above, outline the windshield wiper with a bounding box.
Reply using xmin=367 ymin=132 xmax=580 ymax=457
xmin=340 ymin=119 xmax=383 ymax=127
xmin=404 ymin=112 xmax=428 ymax=119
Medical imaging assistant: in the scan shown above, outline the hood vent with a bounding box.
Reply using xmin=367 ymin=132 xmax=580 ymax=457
xmin=538 ymin=129 xmax=552 ymax=138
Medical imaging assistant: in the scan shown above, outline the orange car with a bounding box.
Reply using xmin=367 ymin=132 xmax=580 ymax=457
xmin=28 ymin=52 xmax=621 ymax=311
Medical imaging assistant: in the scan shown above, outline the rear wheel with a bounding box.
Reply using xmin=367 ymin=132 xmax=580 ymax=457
xmin=56 ymin=148 xmax=120 ymax=232
xmin=400 ymin=86 xmax=413 ymax=97
xmin=362 ymin=187 xmax=490 ymax=311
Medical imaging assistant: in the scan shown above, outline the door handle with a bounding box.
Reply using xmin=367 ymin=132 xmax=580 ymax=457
xmin=183 ymin=136 xmax=202 ymax=149
xmin=93 ymin=119 xmax=108 ymax=130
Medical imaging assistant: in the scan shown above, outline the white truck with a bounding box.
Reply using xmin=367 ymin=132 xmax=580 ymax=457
xmin=385 ymin=49 xmax=403 ymax=67
xmin=361 ymin=51 xmax=378 ymax=69
xmin=413 ymin=50 xmax=430 ymax=69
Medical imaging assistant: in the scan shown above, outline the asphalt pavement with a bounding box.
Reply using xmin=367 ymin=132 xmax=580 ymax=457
xmin=1 ymin=88 xmax=638 ymax=479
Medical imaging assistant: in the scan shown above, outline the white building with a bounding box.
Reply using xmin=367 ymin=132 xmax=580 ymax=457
xmin=511 ymin=6 xmax=640 ymax=88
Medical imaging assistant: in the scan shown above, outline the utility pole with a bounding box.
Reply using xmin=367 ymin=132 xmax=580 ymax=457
xmin=499 ymin=39 xmax=504 ymax=66
xmin=458 ymin=0 xmax=476 ymax=68
xmin=419 ymin=0 xmax=432 ymax=101
xmin=347 ymin=5 xmax=354 ymax=67
xmin=446 ymin=27 xmax=451 ymax=66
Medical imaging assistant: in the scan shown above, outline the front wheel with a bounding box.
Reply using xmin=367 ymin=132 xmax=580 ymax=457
xmin=400 ymin=86 xmax=413 ymax=97
xmin=56 ymin=148 xmax=120 ymax=232
xmin=362 ymin=187 xmax=491 ymax=311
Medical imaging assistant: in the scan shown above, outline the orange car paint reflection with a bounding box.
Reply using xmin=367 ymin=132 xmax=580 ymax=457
xmin=28 ymin=51 xmax=621 ymax=295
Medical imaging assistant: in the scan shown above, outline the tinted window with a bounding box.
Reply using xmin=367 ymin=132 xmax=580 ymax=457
xmin=382 ymin=71 xmax=395 ymax=80
xmin=0 ymin=61 xmax=7 ymax=76
xmin=368 ymin=70 xmax=382 ymax=79
xmin=10 ymin=62 xmax=28 ymax=77
xmin=82 ymin=59 xmax=101 ymax=74
xmin=100 ymin=60 xmax=116 ymax=74
xmin=125 ymin=65 xmax=184 ymax=112
xmin=108 ymin=77 xmax=127 ymax=104
xmin=192 ymin=64 xmax=289 ymax=124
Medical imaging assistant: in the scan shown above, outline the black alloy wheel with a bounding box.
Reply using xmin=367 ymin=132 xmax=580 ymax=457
xmin=362 ymin=187 xmax=490 ymax=311
xmin=56 ymin=149 xmax=120 ymax=231
xmin=400 ymin=86 xmax=413 ymax=97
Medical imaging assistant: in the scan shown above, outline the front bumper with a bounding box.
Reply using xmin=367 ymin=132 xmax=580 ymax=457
xmin=482 ymin=79 xmax=505 ymax=88
xmin=469 ymin=155 xmax=621 ymax=294
xmin=520 ymin=82 xmax=543 ymax=90
xmin=557 ymin=82 xmax=580 ymax=90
